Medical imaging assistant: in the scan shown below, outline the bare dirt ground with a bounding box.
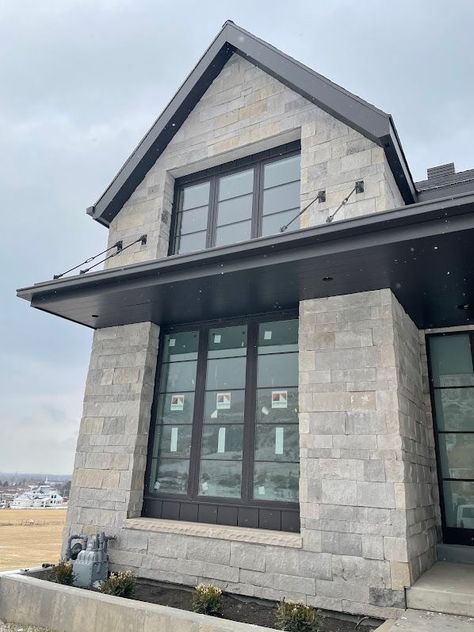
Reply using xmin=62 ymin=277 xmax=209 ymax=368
xmin=0 ymin=509 xmax=66 ymax=571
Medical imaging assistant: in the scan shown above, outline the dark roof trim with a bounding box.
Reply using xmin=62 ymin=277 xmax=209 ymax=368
xmin=88 ymin=21 xmax=416 ymax=227
xmin=20 ymin=190 xmax=474 ymax=304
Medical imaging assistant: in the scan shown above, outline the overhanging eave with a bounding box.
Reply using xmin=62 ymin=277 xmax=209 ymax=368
xmin=18 ymin=193 xmax=474 ymax=330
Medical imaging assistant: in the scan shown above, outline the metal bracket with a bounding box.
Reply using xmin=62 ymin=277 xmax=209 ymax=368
xmin=317 ymin=190 xmax=326 ymax=203
xmin=355 ymin=180 xmax=364 ymax=194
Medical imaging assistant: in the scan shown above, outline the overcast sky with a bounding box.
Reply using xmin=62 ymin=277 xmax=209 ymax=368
xmin=1 ymin=0 xmax=473 ymax=475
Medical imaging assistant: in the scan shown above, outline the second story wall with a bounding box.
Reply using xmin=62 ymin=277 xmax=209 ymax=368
xmin=105 ymin=54 xmax=404 ymax=268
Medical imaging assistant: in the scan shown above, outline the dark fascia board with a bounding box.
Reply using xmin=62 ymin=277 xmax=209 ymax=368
xmin=19 ymin=190 xmax=474 ymax=304
xmin=87 ymin=21 xmax=416 ymax=227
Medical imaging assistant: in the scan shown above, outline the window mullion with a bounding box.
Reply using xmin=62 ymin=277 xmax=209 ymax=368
xmin=241 ymin=323 xmax=258 ymax=502
xmin=187 ymin=326 xmax=209 ymax=499
xmin=207 ymin=177 xmax=218 ymax=248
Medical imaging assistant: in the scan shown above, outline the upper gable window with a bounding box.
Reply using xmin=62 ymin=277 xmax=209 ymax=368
xmin=171 ymin=143 xmax=300 ymax=255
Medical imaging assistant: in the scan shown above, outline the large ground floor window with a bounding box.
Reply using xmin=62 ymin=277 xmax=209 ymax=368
xmin=143 ymin=314 xmax=300 ymax=532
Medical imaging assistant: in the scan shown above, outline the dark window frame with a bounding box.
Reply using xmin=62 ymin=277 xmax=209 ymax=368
xmin=169 ymin=141 xmax=301 ymax=256
xmin=426 ymin=331 xmax=474 ymax=547
xmin=143 ymin=310 xmax=300 ymax=532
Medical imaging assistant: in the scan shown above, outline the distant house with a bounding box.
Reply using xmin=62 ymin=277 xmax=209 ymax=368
xmin=18 ymin=21 xmax=474 ymax=618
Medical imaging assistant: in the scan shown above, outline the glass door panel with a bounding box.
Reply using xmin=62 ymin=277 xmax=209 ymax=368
xmin=429 ymin=332 xmax=474 ymax=545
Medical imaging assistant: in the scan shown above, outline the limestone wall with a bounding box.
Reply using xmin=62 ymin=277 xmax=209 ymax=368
xmin=64 ymin=322 xmax=159 ymax=541
xmin=104 ymin=54 xmax=404 ymax=267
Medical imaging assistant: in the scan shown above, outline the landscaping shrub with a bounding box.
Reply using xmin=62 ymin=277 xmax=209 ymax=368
xmin=49 ymin=561 xmax=75 ymax=586
xmin=275 ymin=599 xmax=318 ymax=632
xmin=100 ymin=570 xmax=136 ymax=598
xmin=191 ymin=583 xmax=223 ymax=617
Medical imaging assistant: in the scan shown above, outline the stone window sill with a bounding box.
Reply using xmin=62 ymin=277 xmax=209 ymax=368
xmin=123 ymin=517 xmax=302 ymax=548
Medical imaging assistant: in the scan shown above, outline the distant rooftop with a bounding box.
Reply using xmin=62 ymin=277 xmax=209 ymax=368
xmin=416 ymin=162 xmax=474 ymax=198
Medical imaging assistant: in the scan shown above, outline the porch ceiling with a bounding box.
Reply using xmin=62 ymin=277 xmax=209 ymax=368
xmin=17 ymin=192 xmax=474 ymax=331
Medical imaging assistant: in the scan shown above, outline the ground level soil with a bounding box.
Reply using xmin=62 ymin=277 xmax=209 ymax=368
xmin=0 ymin=509 xmax=66 ymax=571
xmin=133 ymin=578 xmax=381 ymax=631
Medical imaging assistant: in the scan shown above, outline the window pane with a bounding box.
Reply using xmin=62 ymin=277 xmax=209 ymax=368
xmin=201 ymin=424 xmax=244 ymax=460
xmin=434 ymin=388 xmax=474 ymax=431
xmin=176 ymin=230 xmax=207 ymax=255
xmin=215 ymin=220 xmax=252 ymax=247
xmin=154 ymin=425 xmax=193 ymax=459
xmin=258 ymin=320 xmax=298 ymax=352
xmin=430 ymin=335 xmax=474 ymax=387
xmin=253 ymin=462 xmax=299 ymax=502
xmin=263 ymin=181 xmax=300 ymax=215
xmin=182 ymin=181 xmax=210 ymax=210
xmin=156 ymin=392 xmax=195 ymax=425
xmin=203 ymin=389 xmax=245 ymax=423
xmin=199 ymin=460 xmax=242 ymax=498
xmin=264 ymin=155 xmax=300 ymax=188
xmin=162 ymin=332 xmax=199 ymax=363
xmin=206 ymin=357 xmax=246 ymax=390
xmin=255 ymin=424 xmax=299 ymax=462
xmin=217 ymin=194 xmax=253 ymax=226
xmin=208 ymin=326 xmax=247 ymax=358
xmin=178 ymin=206 xmax=209 ymax=233
xmin=257 ymin=353 xmax=298 ymax=388
xmin=442 ymin=481 xmax=474 ymax=528
xmin=438 ymin=433 xmax=474 ymax=480
xmin=261 ymin=209 xmax=299 ymax=236
xmin=152 ymin=458 xmax=189 ymax=494
xmin=256 ymin=387 xmax=298 ymax=424
xmin=159 ymin=360 xmax=197 ymax=392
xmin=218 ymin=169 xmax=254 ymax=201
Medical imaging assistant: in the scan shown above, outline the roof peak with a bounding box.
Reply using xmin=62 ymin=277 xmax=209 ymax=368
xmin=88 ymin=21 xmax=415 ymax=226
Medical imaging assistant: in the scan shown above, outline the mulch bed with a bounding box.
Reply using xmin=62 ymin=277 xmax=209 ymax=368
xmin=132 ymin=578 xmax=382 ymax=631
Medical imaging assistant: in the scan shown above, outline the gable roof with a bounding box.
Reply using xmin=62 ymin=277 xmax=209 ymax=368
xmin=87 ymin=21 xmax=416 ymax=227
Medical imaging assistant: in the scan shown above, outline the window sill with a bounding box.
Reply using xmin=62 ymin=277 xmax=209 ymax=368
xmin=123 ymin=517 xmax=302 ymax=548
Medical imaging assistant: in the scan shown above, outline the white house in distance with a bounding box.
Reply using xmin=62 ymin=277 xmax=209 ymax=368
xmin=18 ymin=21 xmax=474 ymax=620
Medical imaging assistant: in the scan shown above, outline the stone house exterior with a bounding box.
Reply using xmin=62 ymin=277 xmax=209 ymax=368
xmin=18 ymin=22 xmax=474 ymax=619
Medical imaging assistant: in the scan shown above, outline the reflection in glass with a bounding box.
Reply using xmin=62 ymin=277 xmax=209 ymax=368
xmin=430 ymin=334 xmax=474 ymax=387
xmin=438 ymin=433 xmax=474 ymax=479
xmin=203 ymin=389 xmax=245 ymax=423
xmin=255 ymin=424 xmax=299 ymax=462
xmin=215 ymin=221 xmax=252 ymax=247
xmin=257 ymin=353 xmax=298 ymax=388
xmin=152 ymin=458 xmax=189 ymax=494
xmin=264 ymin=155 xmax=300 ymax=189
xmin=182 ymin=181 xmax=210 ymax=210
xmin=256 ymin=388 xmax=298 ymax=424
xmin=201 ymin=424 xmax=243 ymax=460
xmin=162 ymin=332 xmax=199 ymax=363
xmin=154 ymin=425 xmax=192 ymax=458
xmin=218 ymin=169 xmax=254 ymax=201
xmin=253 ymin=462 xmax=299 ymax=502
xmin=208 ymin=326 xmax=247 ymax=358
xmin=434 ymin=389 xmax=474 ymax=431
xmin=159 ymin=361 xmax=197 ymax=393
xmin=217 ymin=194 xmax=253 ymax=225
xmin=179 ymin=206 xmax=209 ymax=233
xmin=176 ymin=230 xmax=207 ymax=255
xmin=199 ymin=460 xmax=242 ymax=498
xmin=442 ymin=481 xmax=474 ymax=528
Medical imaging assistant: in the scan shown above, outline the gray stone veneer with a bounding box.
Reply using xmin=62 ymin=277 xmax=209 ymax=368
xmin=103 ymin=54 xmax=404 ymax=268
xmin=64 ymin=322 xmax=159 ymax=541
xmin=64 ymin=289 xmax=439 ymax=619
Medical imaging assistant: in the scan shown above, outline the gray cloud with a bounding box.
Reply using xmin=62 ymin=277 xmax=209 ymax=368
xmin=1 ymin=0 xmax=473 ymax=474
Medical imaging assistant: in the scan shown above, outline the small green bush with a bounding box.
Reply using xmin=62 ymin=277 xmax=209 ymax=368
xmin=275 ymin=599 xmax=318 ymax=632
xmin=100 ymin=570 xmax=136 ymax=598
xmin=49 ymin=561 xmax=75 ymax=586
xmin=192 ymin=583 xmax=223 ymax=617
